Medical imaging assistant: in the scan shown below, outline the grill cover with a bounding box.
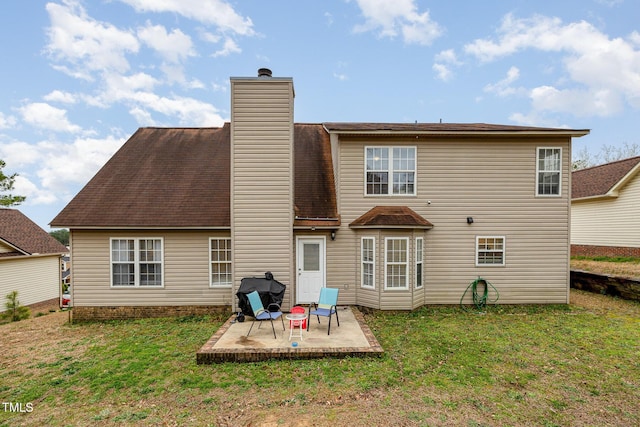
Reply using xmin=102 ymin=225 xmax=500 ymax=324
xmin=236 ymin=275 xmax=287 ymax=316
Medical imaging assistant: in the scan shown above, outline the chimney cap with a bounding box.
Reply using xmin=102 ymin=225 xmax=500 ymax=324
xmin=257 ymin=68 xmax=272 ymax=77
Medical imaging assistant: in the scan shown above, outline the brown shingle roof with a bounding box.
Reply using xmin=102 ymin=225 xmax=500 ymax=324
xmin=349 ymin=206 xmax=433 ymax=229
xmin=52 ymin=126 xmax=231 ymax=228
xmin=572 ymin=156 xmax=640 ymax=200
xmin=294 ymin=124 xmax=339 ymax=227
xmin=51 ymin=124 xmax=338 ymax=228
xmin=0 ymin=209 xmax=67 ymax=255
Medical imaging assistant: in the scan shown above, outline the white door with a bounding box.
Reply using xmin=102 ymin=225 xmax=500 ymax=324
xmin=296 ymin=237 xmax=325 ymax=304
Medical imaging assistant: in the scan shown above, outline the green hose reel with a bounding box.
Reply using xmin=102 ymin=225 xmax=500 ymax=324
xmin=460 ymin=277 xmax=499 ymax=311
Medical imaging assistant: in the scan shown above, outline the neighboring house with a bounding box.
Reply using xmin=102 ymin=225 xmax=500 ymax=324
xmin=0 ymin=208 xmax=68 ymax=312
xmin=61 ymin=254 xmax=71 ymax=287
xmin=51 ymin=69 xmax=589 ymax=320
xmin=571 ymin=156 xmax=640 ymax=257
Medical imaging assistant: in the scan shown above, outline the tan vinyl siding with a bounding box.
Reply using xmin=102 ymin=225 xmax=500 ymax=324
xmin=0 ymin=241 xmax=15 ymax=253
xmin=0 ymin=256 xmax=60 ymax=310
xmin=230 ymin=78 xmax=294 ymax=309
xmin=328 ymin=136 xmax=572 ymax=307
xmin=70 ymin=230 xmax=233 ymax=307
xmin=571 ymin=173 xmax=640 ymax=248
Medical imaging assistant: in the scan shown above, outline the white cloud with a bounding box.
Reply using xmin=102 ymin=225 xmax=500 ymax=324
xmin=484 ymin=66 xmax=521 ymax=97
xmin=13 ymin=175 xmax=58 ymax=205
xmin=0 ymin=112 xmax=17 ymax=129
xmin=19 ymin=102 xmax=82 ymax=133
xmin=435 ymin=49 xmax=460 ymax=64
xmin=212 ymin=37 xmax=241 ymax=57
xmin=35 ymin=135 xmax=126 ymax=192
xmin=137 ymin=22 xmax=196 ymax=63
xmin=432 ymin=63 xmax=452 ymax=82
xmin=530 ymin=85 xmax=623 ymax=117
xmin=325 ymin=12 xmax=334 ymax=26
xmin=118 ymin=0 xmax=255 ymax=36
xmin=352 ymin=0 xmax=442 ymax=45
xmin=433 ymin=49 xmax=461 ymax=81
xmin=161 ymin=64 xmax=205 ymax=88
xmin=45 ymin=1 xmax=139 ymax=78
xmin=0 ymin=140 xmax=42 ymax=166
xmin=4 ymin=134 xmax=126 ymax=205
xmin=465 ymin=13 xmax=640 ymax=117
xmin=125 ymin=93 xmax=225 ymax=126
xmin=43 ymin=90 xmax=77 ymax=104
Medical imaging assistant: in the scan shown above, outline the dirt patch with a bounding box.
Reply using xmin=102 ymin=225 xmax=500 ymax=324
xmin=0 ymin=310 xmax=98 ymax=374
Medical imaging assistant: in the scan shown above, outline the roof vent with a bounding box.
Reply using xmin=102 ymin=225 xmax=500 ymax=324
xmin=258 ymin=68 xmax=272 ymax=78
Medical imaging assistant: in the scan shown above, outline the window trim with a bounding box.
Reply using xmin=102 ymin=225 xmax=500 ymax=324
xmin=110 ymin=237 xmax=164 ymax=288
xmin=361 ymin=237 xmax=376 ymax=289
xmin=475 ymin=236 xmax=506 ymax=267
xmin=364 ymin=146 xmax=417 ymax=196
xmin=209 ymin=238 xmax=232 ymax=288
xmin=384 ymin=237 xmax=409 ymax=290
xmin=536 ymin=147 xmax=562 ymax=197
xmin=415 ymin=237 xmax=423 ymax=289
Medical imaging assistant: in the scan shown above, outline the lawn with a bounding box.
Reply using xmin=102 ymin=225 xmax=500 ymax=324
xmin=1 ymin=290 xmax=638 ymax=426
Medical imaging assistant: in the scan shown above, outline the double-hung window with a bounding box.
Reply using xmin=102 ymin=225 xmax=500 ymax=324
xmin=536 ymin=147 xmax=562 ymax=196
xmin=476 ymin=236 xmax=505 ymax=266
xmin=385 ymin=237 xmax=409 ymax=289
xmin=366 ymin=147 xmax=416 ymax=195
xmin=361 ymin=237 xmax=375 ymax=289
xmin=210 ymin=238 xmax=232 ymax=287
xmin=111 ymin=238 xmax=163 ymax=287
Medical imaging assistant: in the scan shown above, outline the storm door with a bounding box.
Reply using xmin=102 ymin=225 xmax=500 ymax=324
xmin=296 ymin=237 xmax=325 ymax=304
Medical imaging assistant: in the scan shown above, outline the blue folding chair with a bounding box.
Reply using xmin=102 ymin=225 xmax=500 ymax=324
xmin=246 ymin=290 xmax=285 ymax=339
xmin=307 ymin=287 xmax=340 ymax=335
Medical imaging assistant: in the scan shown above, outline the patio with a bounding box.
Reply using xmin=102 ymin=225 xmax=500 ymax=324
xmin=196 ymin=306 xmax=384 ymax=363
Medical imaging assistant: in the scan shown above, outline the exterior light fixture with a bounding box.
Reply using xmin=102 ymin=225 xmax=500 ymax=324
xmin=466 ymin=217 xmax=474 ymax=224
xmin=330 ymin=230 xmax=336 ymax=240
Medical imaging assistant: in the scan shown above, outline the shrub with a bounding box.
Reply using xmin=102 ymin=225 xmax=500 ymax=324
xmin=1 ymin=290 xmax=30 ymax=322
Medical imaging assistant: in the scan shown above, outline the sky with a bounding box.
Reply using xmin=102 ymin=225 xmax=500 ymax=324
xmin=1 ymin=0 xmax=639 ymax=231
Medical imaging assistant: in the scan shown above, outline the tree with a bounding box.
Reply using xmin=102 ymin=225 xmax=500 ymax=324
xmin=1 ymin=291 xmax=30 ymax=322
xmin=0 ymin=160 xmax=26 ymax=206
xmin=50 ymin=229 xmax=70 ymax=246
xmin=572 ymin=142 xmax=640 ymax=170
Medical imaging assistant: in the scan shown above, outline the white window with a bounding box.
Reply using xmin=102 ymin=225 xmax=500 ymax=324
xmin=361 ymin=237 xmax=375 ymax=289
xmin=210 ymin=238 xmax=232 ymax=287
xmin=536 ymin=147 xmax=562 ymax=196
xmin=415 ymin=237 xmax=423 ymax=289
xmin=476 ymin=236 xmax=505 ymax=266
xmin=385 ymin=237 xmax=409 ymax=289
xmin=365 ymin=147 xmax=416 ymax=195
xmin=111 ymin=238 xmax=163 ymax=287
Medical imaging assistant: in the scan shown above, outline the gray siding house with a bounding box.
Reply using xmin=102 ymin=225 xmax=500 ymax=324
xmin=51 ymin=69 xmax=589 ymax=320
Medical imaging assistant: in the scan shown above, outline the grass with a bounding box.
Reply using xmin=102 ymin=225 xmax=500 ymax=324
xmin=571 ymin=255 xmax=640 ymax=279
xmin=1 ymin=291 xmax=639 ymax=426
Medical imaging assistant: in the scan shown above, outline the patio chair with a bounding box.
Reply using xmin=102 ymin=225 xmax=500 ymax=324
xmin=246 ymin=290 xmax=285 ymax=339
xmin=307 ymin=287 xmax=340 ymax=335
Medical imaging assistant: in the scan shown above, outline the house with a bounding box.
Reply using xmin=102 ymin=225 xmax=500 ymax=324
xmin=571 ymin=156 xmax=640 ymax=257
xmin=0 ymin=208 xmax=68 ymax=313
xmin=61 ymin=254 xmax=71 ymax=288
xmin=51 ymin=69 xmax=589 ymax=320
